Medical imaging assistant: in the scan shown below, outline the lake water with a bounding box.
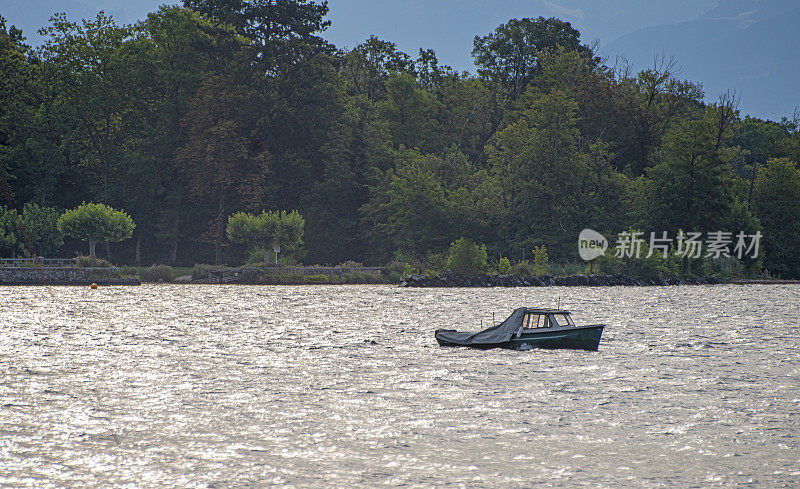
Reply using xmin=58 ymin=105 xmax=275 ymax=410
xmin=1 ymin=284 xmax=799 ymax=487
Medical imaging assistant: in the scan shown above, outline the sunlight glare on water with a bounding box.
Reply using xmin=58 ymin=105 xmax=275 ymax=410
xmin=1 ymin=284 xmax=799 ymax=487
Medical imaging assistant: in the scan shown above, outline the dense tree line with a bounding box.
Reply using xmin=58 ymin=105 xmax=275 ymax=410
xmin=1 ymin=2 xmax=799 ymax=276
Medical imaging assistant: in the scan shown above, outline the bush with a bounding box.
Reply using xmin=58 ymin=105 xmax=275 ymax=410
xmin=496 ymin=256 xmax=512 ymax=275
xmin=511 ymin=260 xmax=534 ymax=276
xmin=192 ymin=263 xmax=214 ymax=281
xmin=336 ymin=260 xmax=363 ymax=268
xmin=118 ymin=266 xmax=137 ymax=277
xmin=383 ymin=261 xmax=406 ymax=282
xmin=74 ymin=255 xmax=112 ymax=268
xmin=446 ymin=237 xmax=487 ymax=274
xmin=141 ymin=264 xmax=172 ymax=283
xmin=337 ymin=271 xmax=385 ymax=284
xmin=306 ymin=273 xmax=329 ymax=283
xmin=245 ymin=246 xmax=267 ymax=266
xmin=532 ymin=245 xmax=549 ymax=276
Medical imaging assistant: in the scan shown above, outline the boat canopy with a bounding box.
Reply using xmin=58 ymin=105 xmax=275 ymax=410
xmin=435 ymin=307 xmax=527 ymax=346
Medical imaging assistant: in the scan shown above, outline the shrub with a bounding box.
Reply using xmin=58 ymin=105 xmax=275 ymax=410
xmin=74 ymin=255 xmax=112 ymax=268
xmin=511 ymin=260 xmax=534 ymax=276
xmin=446 ymin=237 xmax=487 ymax=274
xmin=306 ymin=273 xmax=329 ymax=283
xmin=192 ymin=263 xmax=214 ymax=280
xmin=532 ymin=245 xmax=549 ymax=276
xmin=141 ymin=264 xmax=172 ymax=282
xmin=496 ymin=256 xmax=512 ymax=275
xmin=338 ymin=271 xmax=385 ymax=284
xmin=337 ymin=260 xmax=363 ymax=268
xmin=383 ymin=261 xmax=406 ymax=282
xmin=245 ymin=246 xmax=267 ymax=266
xmin=118 ymin=266 xmax=137 ymax=277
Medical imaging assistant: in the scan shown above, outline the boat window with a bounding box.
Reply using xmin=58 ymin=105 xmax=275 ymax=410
xmin=523 ymin=314 xmax=544 ymax=329
xmin=551 ymin=314 xmax=573 ymax=327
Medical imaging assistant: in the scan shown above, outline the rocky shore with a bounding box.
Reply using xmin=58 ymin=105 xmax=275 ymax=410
xmin=399 ymin=272 xmax=725 ymax=287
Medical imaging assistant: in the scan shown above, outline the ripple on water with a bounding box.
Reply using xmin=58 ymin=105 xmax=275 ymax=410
xmin=1 ymin=284 xmax=799 ymax=487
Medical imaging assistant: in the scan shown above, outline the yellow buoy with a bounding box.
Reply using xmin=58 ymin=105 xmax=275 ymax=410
xmin=91 ymin=283 xmax=98 ymax=289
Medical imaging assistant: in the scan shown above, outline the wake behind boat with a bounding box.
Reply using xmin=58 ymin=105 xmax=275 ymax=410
xmin=435 ymin=307 xmax=605 ymax=351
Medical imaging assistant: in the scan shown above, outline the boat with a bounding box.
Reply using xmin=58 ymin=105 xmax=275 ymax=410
xmin=435 ymin=307 xmax=605 ymax=351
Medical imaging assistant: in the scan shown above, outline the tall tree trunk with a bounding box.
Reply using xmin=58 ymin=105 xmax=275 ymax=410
xmin=105 ymin=241 xmax=112 ymax=261
xmin=89 ymin=239 xmax=97 ymax=259
xmin=170 ymin=241 xmax=178 ymax=265
xmin=135 ymin=236 xmax=141 ymax=266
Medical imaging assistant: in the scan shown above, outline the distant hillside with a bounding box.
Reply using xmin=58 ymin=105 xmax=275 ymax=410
xmin=604 ymin=0 xmax=800 ymax=120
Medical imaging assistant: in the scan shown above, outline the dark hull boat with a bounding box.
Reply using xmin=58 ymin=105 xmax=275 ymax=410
xmin=435 ymin=307 xmax=605 ymax=351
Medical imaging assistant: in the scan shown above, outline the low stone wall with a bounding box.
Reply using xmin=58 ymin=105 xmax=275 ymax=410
xmin=0 ymin=267 xmax=140 ymax=286
xmin=400 ymin=273 xmax=724 ymax=287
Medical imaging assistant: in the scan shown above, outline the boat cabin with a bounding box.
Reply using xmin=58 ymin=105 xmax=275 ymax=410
xmin=519 ymin=308 xmax=575 ymax=333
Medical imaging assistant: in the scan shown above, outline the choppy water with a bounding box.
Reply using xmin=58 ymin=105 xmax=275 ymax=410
xmin=1 ymin=284 xmax=799 ymax=488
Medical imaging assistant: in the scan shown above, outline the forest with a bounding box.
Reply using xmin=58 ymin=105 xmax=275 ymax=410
xmin=1 ymin=0 xmax=799 ymax=278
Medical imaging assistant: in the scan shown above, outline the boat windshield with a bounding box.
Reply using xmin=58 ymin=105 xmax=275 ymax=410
xmin=550 ymin=313 xmax=574 ymax=327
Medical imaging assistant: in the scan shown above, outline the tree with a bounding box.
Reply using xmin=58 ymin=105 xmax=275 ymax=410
xmin=753 ymin=158 xmax=800 ymax=278
xmin=38 ymin=12 xmax=138 ymax=204
xmin=639 ymin=118 xmax=734 ymax=234
xmin=18 ymin=202 xmax=63 ymax=257
xmin=174 ymin=73 xmax=268 ymax=265
xmin=182 ymin=0 xmax=332 ymax=74
xmin=446 ymin=237 xmax=487 ymax=274
xmin=57 ymin=203 xmax=135 ymax=259
xmin=0 ymin=206 xmax=18 ymax=257
xmin=473 ymin=17 xmax=587 ymax=101
xmin=381 ymin=73 xmax=432 ymax=148
xmin=341 ymin=36 xmax=414 ymax=101
xmin=362 ymin=151 xmax=451 ymax=258
xmin=487 ymin=89 xmax=587 ymax=258
xmin=226 ymin=209 xmax=304 ymax=264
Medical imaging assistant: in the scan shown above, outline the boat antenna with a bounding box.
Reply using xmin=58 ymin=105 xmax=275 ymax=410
xmin=492 ymin=312 xmax=495 ymax=326
xmin=557 ymin=296 xmax=561 ymax=310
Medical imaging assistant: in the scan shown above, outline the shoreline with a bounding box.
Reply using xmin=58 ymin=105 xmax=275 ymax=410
xmin=398 ymin=273 xmax=800 ymax=288
xmin=3 ymin=276 xmax=798 ymax=287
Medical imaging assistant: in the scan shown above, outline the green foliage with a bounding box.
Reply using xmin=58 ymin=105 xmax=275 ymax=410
xmin=753 ymin=158 xmax=800 ymax=278
xmin=592 ymin=240 xmax=677 ymax=280
xmin=496 ymin=256 xmax=512 ymax=275
xmin=0 ymin=207 xmax=18 ymax=255
xmin=511 ymin=260 xmax=534 ymax=276
xmin=532 ymin=246 xmax=549 ymax=276
xmin=18 ymin=203 xmax=63 ymax=257
xmin=140 ymin=264 xmax=173 ymax=282
xmin=383 ymin=260 xmax=406 ymax=282
xmin=58 ymin=203 xmax=135 ymax=258
xmin=446 ymin=237 xmax=487 ymax=274
xmin=74 ymin=255 xmax=112 ymax=268
xmin=473 ymin=17 xmax=588 ymax=101
xmin=245 ymin=246 xmax=267 ymax=266
xmin=1 ymin=6 xmax=797 ymax=277
xmin=227 ymin=210 xmax=305 ymax=265
xmin=305 ymin=273 xmax=329 ymax=283
xmin=191 ymin=263 xmax=215 ymax=281
xmin=0 ymin=204 xmax=63 ymax=257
